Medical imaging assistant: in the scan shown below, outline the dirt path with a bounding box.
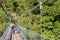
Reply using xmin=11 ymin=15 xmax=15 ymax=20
xmin=11 ymin=32 xmax=23 ymax=40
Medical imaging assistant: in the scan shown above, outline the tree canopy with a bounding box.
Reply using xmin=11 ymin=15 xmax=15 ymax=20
xmin=0 ymin=0 xmax=60 ymax=40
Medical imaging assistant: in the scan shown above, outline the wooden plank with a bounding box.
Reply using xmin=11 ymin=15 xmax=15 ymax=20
xmin=11 ymin=32 xmax=23 ymax=40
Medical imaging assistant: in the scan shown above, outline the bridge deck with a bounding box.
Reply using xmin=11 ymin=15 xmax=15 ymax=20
xmin=11 ymin=32 xmax=23 ymax=40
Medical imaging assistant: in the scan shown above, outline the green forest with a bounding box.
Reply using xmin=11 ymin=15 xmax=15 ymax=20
xmin=0 ymin=0 xmax=60 ymax=40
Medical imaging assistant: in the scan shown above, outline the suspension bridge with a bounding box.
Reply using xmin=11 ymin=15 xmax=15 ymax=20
xmin=0 ymin=24 xmax=52 ymax=40
xmin=0 ymin=0 xmax=52 ymax=40
xmin=0 ymin=3 xmax=42 ymax=40
xmin=0 ymin=24 xmax=42 ymax=40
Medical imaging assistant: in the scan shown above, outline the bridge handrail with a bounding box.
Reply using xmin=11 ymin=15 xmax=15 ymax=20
xmin=16 ymin=25 xmax=52 ymax=40
xmin=16 ymin=25 xmax=42 ymax=40
xmin=0 ymin=26 xmax=12 ymax=40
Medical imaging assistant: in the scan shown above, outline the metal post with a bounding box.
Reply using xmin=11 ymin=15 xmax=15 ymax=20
xmin=39 ymin=0 xmax=48 ymax=39
xmin=40 ymin=2 xmax=43 ymax=11
xmin=39 ymin=2 xmax=43 ymax=40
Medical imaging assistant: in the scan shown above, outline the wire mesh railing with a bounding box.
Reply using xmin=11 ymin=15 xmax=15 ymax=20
xmin=16 ymin=25 xmax=53 ymax=40
xmin=0 ymin=26 xmax=12 ymax=40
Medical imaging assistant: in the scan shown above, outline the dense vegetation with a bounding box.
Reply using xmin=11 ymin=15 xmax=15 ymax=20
xmin=0 ymin=0 xmax=60 ymax=40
